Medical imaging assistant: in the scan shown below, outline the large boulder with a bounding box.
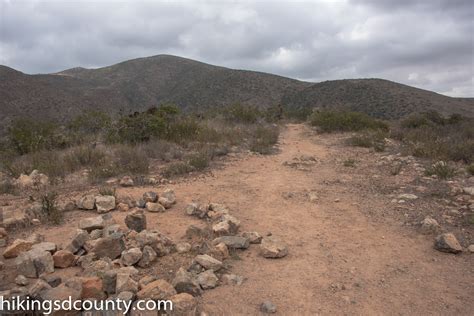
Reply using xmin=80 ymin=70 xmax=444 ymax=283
xmin=172 ymin=267 xmax=202 ymax=296
xmin=66 ymin=229 xmax=90 ymax=254
xmin=81 ymin=277 xmax=106 ymax=300
xmin=79 ymin=216 xmax=105 ymax=232
xmin=137 ymin=280 xmax=176 ymax=300
xmin=260 ymin=236 xmax=288 ymax=258
xmin=92 ymin=235 xmax=126 ymax=259
xmin=53 ymin=250 xmax=76 ymax=268
xmin=77 ymin=194 xmax=96 ymax=210
xmin=125 ymin=209 xmax=147 ymax=232
xmin=32 ymin=242 xmax=57 ymax=254
xmin=158 ymin=189 xmax=176 ymax=209
xmin=95 ymin=195 xmax=116 ymax=213
xmin=3 ymin=239 xmax=33 ymax=258
xmin=16 ymin=249 xmax=54 ymax=278
xmin=434 ymin=233 xmax=463 ymax=254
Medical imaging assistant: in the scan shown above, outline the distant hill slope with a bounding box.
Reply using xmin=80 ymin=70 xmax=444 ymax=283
xmin=1 ymin=54 xmax=473 ymax=128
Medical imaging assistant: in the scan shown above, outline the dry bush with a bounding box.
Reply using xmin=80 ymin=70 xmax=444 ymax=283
xmin=347 ymin=130 xmax=387 ymax=152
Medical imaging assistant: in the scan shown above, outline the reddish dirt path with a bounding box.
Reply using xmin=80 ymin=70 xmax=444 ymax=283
xmin=5 ymin=123 xmax=473 ymax=315
xmin=167 ymin=123 xmax=473 ymax=315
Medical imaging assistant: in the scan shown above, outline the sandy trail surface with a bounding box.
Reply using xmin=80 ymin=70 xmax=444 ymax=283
xmin=3 ymin=123 xmax=473 ymax=315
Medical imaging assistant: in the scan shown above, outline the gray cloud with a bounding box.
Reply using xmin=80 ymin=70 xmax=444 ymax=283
xmin=1 ymin=0 xmax=472 ymax=97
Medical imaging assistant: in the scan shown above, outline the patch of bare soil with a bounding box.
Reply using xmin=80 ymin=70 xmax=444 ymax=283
xmin=1 ymin=123 xmax=473 ymax=315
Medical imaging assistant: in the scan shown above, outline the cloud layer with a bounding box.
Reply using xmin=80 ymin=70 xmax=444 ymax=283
xmin=1 ymin=0 xmax=473 ymax=96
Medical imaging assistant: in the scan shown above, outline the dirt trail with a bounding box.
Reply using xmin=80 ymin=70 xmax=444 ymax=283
xmin=168 ymin=124 xmax=473 ymax=315
xmin=7 ymin=124 xmax=472 ymax=315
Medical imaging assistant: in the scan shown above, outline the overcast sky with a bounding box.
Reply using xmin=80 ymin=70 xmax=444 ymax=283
xmin=1 ymin=0 xmax=473 ymax=97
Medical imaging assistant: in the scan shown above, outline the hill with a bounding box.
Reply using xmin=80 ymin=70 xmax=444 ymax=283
xmin=0 ymin=54 xmax=473 ymax=128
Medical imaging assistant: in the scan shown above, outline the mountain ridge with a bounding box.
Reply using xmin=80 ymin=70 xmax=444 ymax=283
xmin=1 ymin=54 xmax=473 ymax=128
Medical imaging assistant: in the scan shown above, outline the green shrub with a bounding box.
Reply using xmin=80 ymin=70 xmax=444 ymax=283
xmin=425 ymin=161 xmax=456 ymax=180
xmin=348 ymin=130 xmax=387 ymax=152
xmin=7 ymin=118 xmax=64 ymax=154
xmin=68 ymin=110 xmax=111 ymax=135
xmin=162 ymin=162 xmax=193 ymax=178
xmin=109 ymin=114 xmax=166 ymax=144
xmin=310 ymin=110 xmax=388 ymax=133
xmin=41 ymin=191 xmax=62 ymax=225
xmin=224 ymin=104 xmax=261 ymax=124
xmin=249 ymin=125 xmax=279 ymax=154
xmin=188 ymin=151 xmax=211 ymax=170
xmin=165 ymin=118 xmax=201 ymax=143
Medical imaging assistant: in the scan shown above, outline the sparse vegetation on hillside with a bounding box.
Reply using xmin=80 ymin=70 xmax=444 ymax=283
xmin=392 ymin=111 xmax=474 ymax=163
xmin=0 ymin=104 xmax=280 ymax=182
xmin=310 ymin=110 xmax=388 ymax=133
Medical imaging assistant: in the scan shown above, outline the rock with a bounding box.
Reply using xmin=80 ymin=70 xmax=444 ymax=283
xmin=463 ymin=187 xmax=474 ymax=196
xmin=89 ymin=229 xmax=103 ymax=240
xmin=15 ymin=275 xmax=29 ymax=286
xmin=185 ymin=202 xmax=200 ymax=216
xmin=116 ymin=273 xmax=139 ymax=294
xmin=158 ymin=189 xmax=176 ymax=209
xmin=260 ymin=301 xmax=277 ymax=313
xmin=397 ymin=194 xmax=418 ymax=200
xmin=16 ymin=249 xmax=54 ymax=278
xmin=95 ymin=195 xmax=116 ymax=213
xmin=146 ymin=202 xmax=165 ymax=213
xmin=0 ymin=227 xmax=7 ymax=238
xmin=137 ymin=245 xmax=157 ymax=268
xmin=135 ymin=230 xmax=174 ymax=256
xmin=212 ymin=221 xmax=232 ymax=236
xmin=136 ymin=198 xmax=147 ymax=209
xmin=143 ymin=191 xmax=158 ymax=203
xmin=53 ymin=250 xmax=75 ymax=268
xmin=211 ymin=242 xmax=230 ymax=260
xmin=40 ymin=282 xmax=81 ymax=307
xmin=308 ymin=192 xmax=319 ymax=202
xmin=121 ymin=248 xmax=143 ymax=266
xmin=260 ymin=236 xmax=288 ymax=258
xmin=172 ymin=267 xmax=202 ymax=297
xmin=125 ymin=209 xmax=147 ymax=232
xmin=58 ymin=200 xmax=76 ymax=212
xmin=103 ymin=224 xmax=122 ymax=237
xmin=28 ymin=279 xmax=52 ymax=298
xmin=3 ymin=239 xmax=33 ymax=258
xmin=81 ymin=277 xmax=106 ymax=300
xmin=194 ymin=254 xmax=223 ymax=271
xmin=169 ymin=293 xmax=198 ymax=315
xmin=120 ymin=176 xmax=134 ymax=187
xmin=117 ymin=203 xmax=130 ymax=212
xmin=137 ymin=280 xmax=177 ymax=300
xmin=176 ymin=242 xmax=192 ymax=254
xmin=468 ymin=245 xmax=474 ymax=253
xmin=420 ymin=216 xmax=440 ymax=234
xmin=0 ymin=261 xmax=4 ymax=271
xmin=221 ymin=274 xmax=244 ymax=286
xmin=31 ymin=219 xmax=41 ymax=226
xmin=32 ymin=242 xmax=57 ymax=253
xmin=212 ymin=236 xmax=249 ymax=249
xmin=79 ymin=216 xmax=105 ymax=232
xmin=434 ymin=233 xmax=462 ymax=254
xmin=139 ymin=276 xmax=157 ymax=289
xmin=78 ymin=194 xmax=96 ymax=210
xmin=103 ymin=271 xmax=117 ymax=295
xmin=117 ymin=290 xmax=135 ymax=302
xmin=0 ymin=239 xmax=6 ymax=247
xmin=197 ymin=270 xmax=218 ymax=289
xmin=92 ymin=235 xmax=126 ymax=259
xmin=41 ymin=275 xmax=61 ymax=288
xmin=241 ymin=231 xmax=262 ymax=244
xmin=66 ymin=229 xmax=90 ymax=254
